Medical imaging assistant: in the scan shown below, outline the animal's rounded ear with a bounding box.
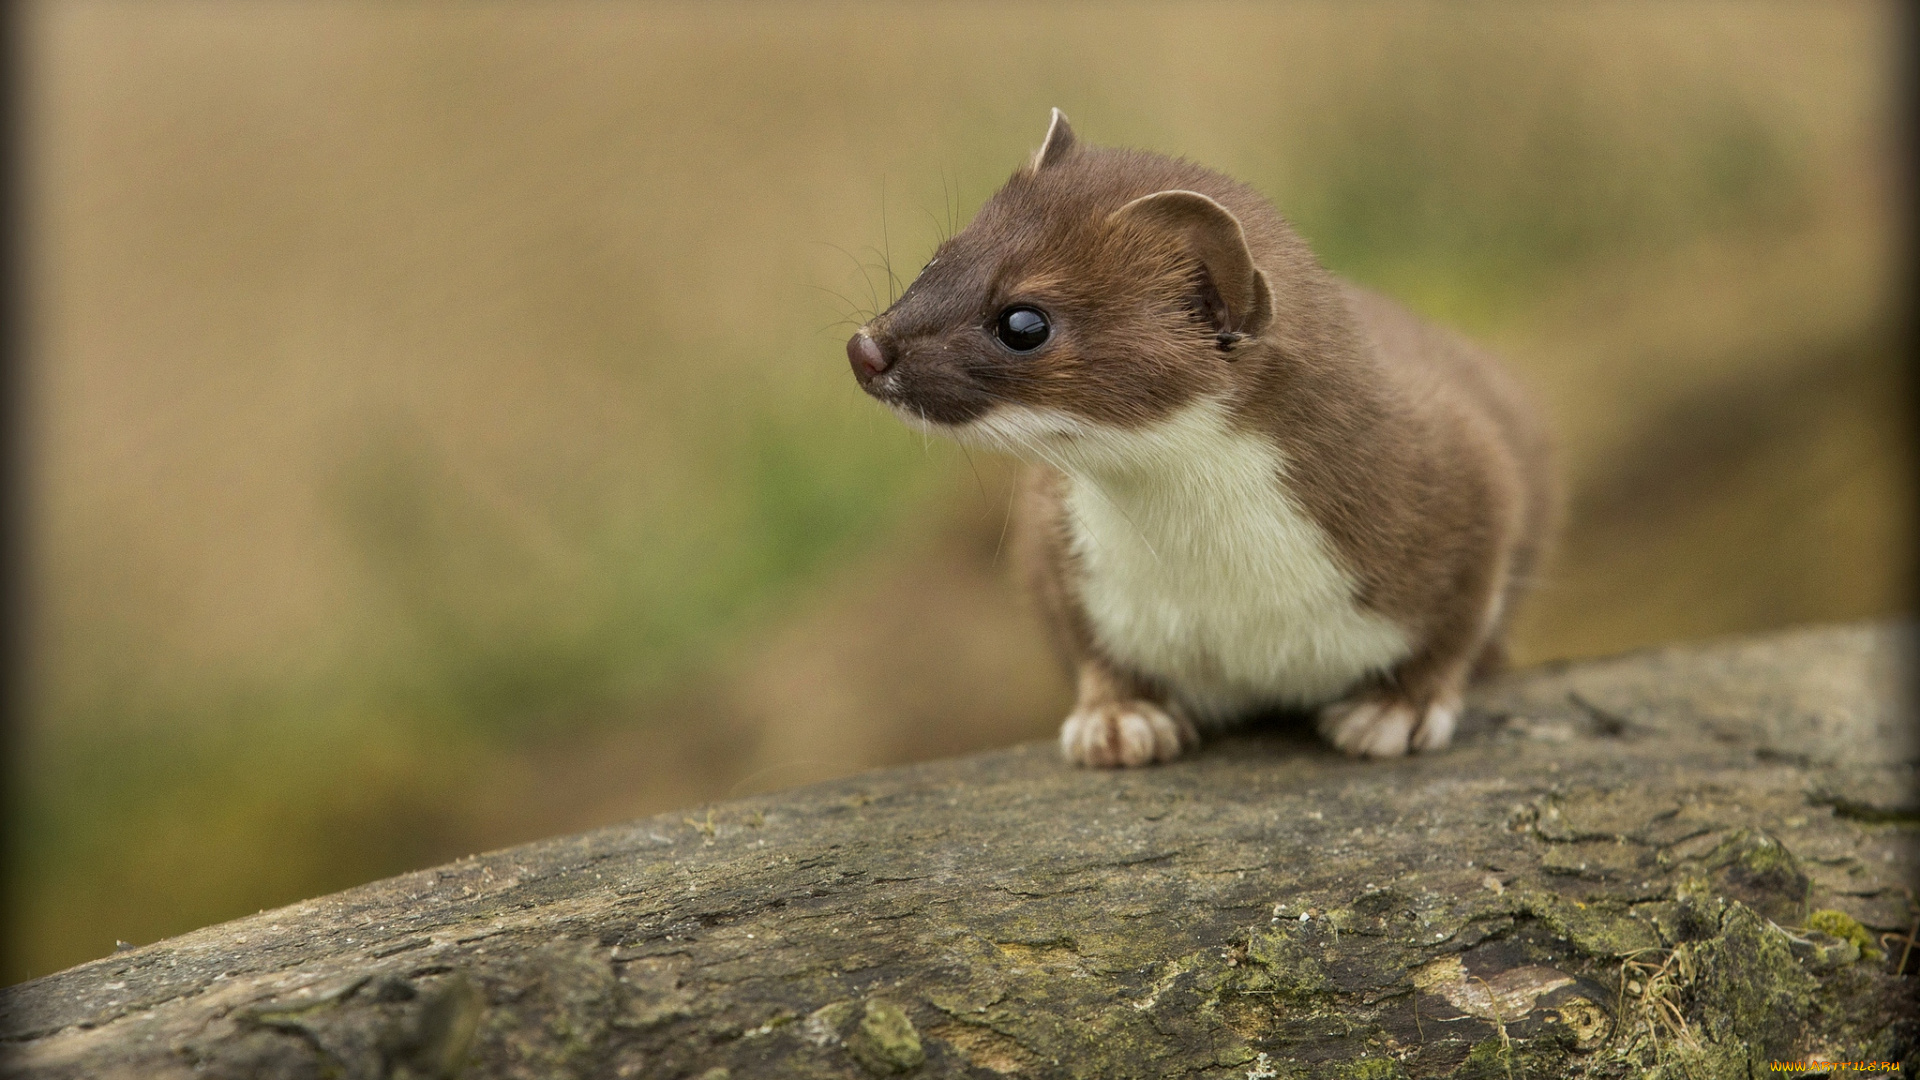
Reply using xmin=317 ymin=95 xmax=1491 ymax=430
xmin=1031 ymin=108 xmax=1076 ymax=171
xmin=1107 ymin=189 xmax=1274 ymax=339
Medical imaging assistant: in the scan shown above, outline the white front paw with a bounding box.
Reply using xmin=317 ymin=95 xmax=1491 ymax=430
xmin=1059 ymin=700 xmax=1198 ymax=768
xmin=1412 ymin=696 xmax=1460 ymax=752
xmin=1318 ymin=697 xmax=1416 ymax=757
xmin=1317 ymin=695 xmax=1459 ymax=758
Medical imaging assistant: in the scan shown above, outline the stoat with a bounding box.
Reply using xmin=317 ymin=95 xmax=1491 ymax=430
xmin=848 ymin=110 xmax=1557 ymax=768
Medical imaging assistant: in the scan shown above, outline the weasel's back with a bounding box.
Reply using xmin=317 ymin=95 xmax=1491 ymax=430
xmin=1343 ymin=285 xmax=1549 ymax=468
xmin=1342 ymin=283 xmax=1559 ymax=619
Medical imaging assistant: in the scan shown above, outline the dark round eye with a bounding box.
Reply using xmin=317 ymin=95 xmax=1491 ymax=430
xmin=994 ymin=306 xmax=1051 ymax=352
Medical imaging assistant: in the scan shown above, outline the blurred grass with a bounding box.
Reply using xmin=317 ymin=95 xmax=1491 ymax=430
xmin=1279 ymin=28 xmax=1807 ymax=325
xmin=9 ymin=1 xmax=1908 ymax=982
xmin=330 ymin=407 xmax=925 ymax=738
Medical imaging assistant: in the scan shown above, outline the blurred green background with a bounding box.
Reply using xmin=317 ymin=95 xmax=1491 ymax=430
xmin=8 ymin=1 xmax=1909 ymax=983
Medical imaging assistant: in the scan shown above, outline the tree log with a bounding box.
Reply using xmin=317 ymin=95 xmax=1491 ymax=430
xmin=3 ymin=623 xmax=1916 ymax=1078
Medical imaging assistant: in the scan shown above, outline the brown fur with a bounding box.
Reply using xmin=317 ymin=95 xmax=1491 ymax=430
xmin=851 ymin=112 xmax=1557 ymax=765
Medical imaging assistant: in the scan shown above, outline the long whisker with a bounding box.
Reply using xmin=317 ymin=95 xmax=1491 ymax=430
xmin=992 ymin=469 xmax=1018 ymax=566
xmin=881 ymin=177 xmax=900 ymax=305
xmin=798 ymin=281 xmax=874 ymax=327
xmin=862 ymin=244 xmax=907 ymax=306
xmin=920 ymin=204 xmax=947 ymax=248
xmin=957 ymin=442 xmax=990 ymax=511
xmin=814 ymin=240 xmax=882 ymax=315
xmin=939 ymin=170 xmax=952 ymax=241
xmin=945 ymin=169 xmax=962 ymax=238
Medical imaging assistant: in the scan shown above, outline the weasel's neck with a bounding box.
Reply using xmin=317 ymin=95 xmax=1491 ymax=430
xmin=1051 ymin=398 xmax=1293 ymax=554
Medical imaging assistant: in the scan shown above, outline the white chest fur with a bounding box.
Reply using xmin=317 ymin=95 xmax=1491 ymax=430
xmin=969 ymin=398 xmax=1410 ymax=721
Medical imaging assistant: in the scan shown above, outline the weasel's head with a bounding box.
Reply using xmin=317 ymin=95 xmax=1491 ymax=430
xmin=848 ymin=110 xmax=1277 ymax=458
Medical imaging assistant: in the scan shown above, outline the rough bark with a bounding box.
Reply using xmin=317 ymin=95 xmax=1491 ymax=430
xmin=3 ymin=623 xmax=1916 ymax=1079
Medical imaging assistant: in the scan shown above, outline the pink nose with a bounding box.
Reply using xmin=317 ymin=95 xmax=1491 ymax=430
xmin=847 ymin=333 xmax=890 ymax=382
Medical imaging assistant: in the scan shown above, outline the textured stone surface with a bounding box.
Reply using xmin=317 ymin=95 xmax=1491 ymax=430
xmin=2 ymin=623 xmax=1916 ymax=1078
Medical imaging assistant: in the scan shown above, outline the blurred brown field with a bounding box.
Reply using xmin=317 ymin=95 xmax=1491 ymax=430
xmin=7 ymin=1 xmax=1909 ymax=982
